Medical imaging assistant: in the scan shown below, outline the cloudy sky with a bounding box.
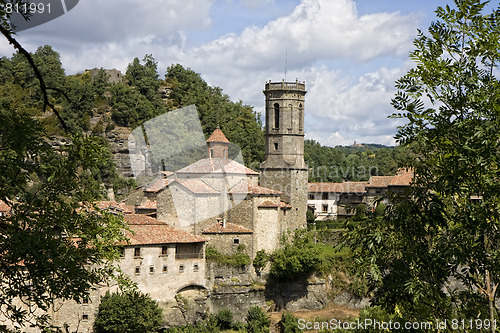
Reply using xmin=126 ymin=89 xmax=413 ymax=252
xmin=1 ymin=0 xmax=449 ymax=146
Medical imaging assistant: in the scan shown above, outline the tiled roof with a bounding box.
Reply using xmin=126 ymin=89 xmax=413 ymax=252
xmin=173 ymin=179 xmax=219 ymax=194
xmin=388 ymin=169 xmax=414 ymax=186
xmin=206 ymin=127 xmax=230 ymax=143
xmin=258 ymin=200 xmax=280 ymax=208
xmin=144 ymin=179 xmax=170 ymax=193
xmin=229 ymin=180 xmax=282 ymax=195
xmin=124 ymin=214 xmax=166 ymax=225
xmin=176 ymin=158 xmax=259 ymax=175
xmin=366 ymin=176 xmax=394 ymax=188
xmin=119 ymin=204 xmax=135 ymax=214
xmin=0 ymin=200 xmax=10 ymax=212
xmin=308 ymin=182 xmax=367 ymax=193
xmin=137 ymin=199 xmax=157 ymax=210
xmin=125 ymin=224 xmax=206 ymax=245
xmin=280 ymin=202 xmax=292 ymax=209
xmin=95 ymin=201 xmax=121 ymax=210
xmin=202 ymin=221 xmax=253 ymax=234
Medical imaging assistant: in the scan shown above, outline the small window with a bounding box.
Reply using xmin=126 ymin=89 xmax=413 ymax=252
xmin=82 ymin=297 xmax=89 ymax=304
xmin=134 ymin=247 xmax=141 ymax=258
xmin=82 ymin=314 xmax=88 ymax=320
xmin=322 ymin=193 xmax=328 ymax=200
xmin=210 ymin=148 xmax=214 ymax=158
xmin=308 ymin=194 xmax=314 ymax=200
xmin=322 ymin=204 xmax=328 ymax=213
xmin=233 ymin=238 xmax=240 ymax=244
xmin=223 ymin=149 xmax=226 ymax=158
xmin=162 ymin=265 xmax=168 ymax=273
xmin=193 ymin=264 xmax=199 ymax=272
xmin=274 ymin=143 xmax=279 ymax=150
xmin=274 ymin=103 xmax=280 ymax=128
xmin=135 ymin=266 xmax=140 ymax=275
xmin=161 ymin=246 xmax=168 ymax=256
xmin=179 ymin=265 xmax=184 ymax=273
xmin=149 ymin=266 xmax=155 ymax=274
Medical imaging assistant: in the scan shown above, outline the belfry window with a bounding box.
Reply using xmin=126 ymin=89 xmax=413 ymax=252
xmin=274 ymin=103 xmax=280 ymax=129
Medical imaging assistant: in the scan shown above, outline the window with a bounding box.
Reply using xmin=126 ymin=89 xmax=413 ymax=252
xmin=299 ymin=104 xmax=303 ymax=130
xmin=134 ymin=247 xmax=141 ymax=258
xmin=179 ymin=265 xmax=185 ymax=273
xmin=233 ymin=238 xmax=240 ymax=244
xmin=210 ymin=148 xmax=214 ymax=158
xmin=223 ymin=149 xmax=226 ymax=158
xmin=309 ymin=194 xmax=314 ymax=200
xmin=82 ymin=314 xmax=88 ymax=320
xmin=274 ymin=103 xmax=280 ymax=128
xmin=161 ymin=246 xmax=168 ymax=256
xmin=274 ymin=143 xmax=279 ymax=150
xmin=82 ymin=297 xmax=89 ymax=305
xmin=162 ymin=265 xmax=168 ymax=273
xmin=193 ymin=264 xmax=199 ymax=272
xmin=135 ymin=266 xmax=140 ymax=275
xmin=322 ymin=193 xmax=328 ymax=200
xmin=322 ymin=204 xmax=328 ymax=213
xmin=149 ymin=266 xmax=155 ymax=274
xmin=119 ymin=247 xmax=125 ymax=258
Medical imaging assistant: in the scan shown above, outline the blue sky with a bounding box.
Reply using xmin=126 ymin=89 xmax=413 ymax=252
xmin=0 ymin=0 xmax=473 ymax=146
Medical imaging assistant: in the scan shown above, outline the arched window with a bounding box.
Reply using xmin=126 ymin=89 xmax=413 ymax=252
xmin=274 ymin=103 xmax=280 ymax=129
xmin=299 ymin=103 xmax=303 ymax=130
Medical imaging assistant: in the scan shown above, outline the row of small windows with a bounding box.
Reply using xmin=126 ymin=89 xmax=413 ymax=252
xmin=134 ymin=264 xmax=199 ymax=275
xmin=126 ymin=246 xmax=169 ymax=258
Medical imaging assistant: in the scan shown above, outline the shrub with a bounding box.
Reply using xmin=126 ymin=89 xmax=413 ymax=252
xmin=205 ymin=246 xmax=250 ymax=267
xmin=252 ymin=250 xmax=269 ymax=273
xmin=246 ymin=306 xmax=270 ymax=333
xmin=215 ymin=308 xmax=233 ymax=330
xmin=94 ymin=291 xmax=162 ymax=333
xmin=278 ymin=312 xmax=300 ymax=333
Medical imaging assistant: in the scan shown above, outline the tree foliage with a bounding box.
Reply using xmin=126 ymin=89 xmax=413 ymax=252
xmin=344 ymin=0 xmax=500 ymax=325
xmin=93 ymin=291 xmax=163 ymax=333
xmin=0 ymin=7 xmax=128 ymax=329
xmin=165 ymin=64 xmax=265 ymax=168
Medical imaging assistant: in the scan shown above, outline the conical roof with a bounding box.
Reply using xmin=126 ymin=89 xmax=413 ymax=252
xmin=206 ymin=126 xmax=230 ymax=143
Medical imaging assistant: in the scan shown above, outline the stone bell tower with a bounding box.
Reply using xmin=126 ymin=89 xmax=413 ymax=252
xmin=260 ymin=79 xmax=308 ymax=230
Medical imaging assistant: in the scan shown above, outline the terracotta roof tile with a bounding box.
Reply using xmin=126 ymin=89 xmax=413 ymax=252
xmin=124 ymin=214 xmax=166 ymax=225
xmin=125 ymin=224 xmax=206 ymax=245
xmin=388 ymin=169 xmax=414 ymax=186
xmin=119 ymin=203 xmax=135 ymax=214
xmin=258 ymin=200 xmax=280 ymax=208
xmin=308 ymin=182 xmax=367 ymax=193
xmin=367 ymin=176 xmax=394 ymax=188
xmin=280 ymin=202 xmax=292 ymax=209
xmin=206 ymin=127 xmax=230 ymax=143
xmin=137 ymin=199 xmax=157 ymax=210
xmin=144 ymin=179 xmax=171 ymax=193
xmin=176 ymin=158 xmax=259 ymax=175
xmin=173 ymin=179 xmax=219 ymax=194
xmin=202 ymin=221 xmax=253 ymax=234
xmin=0 ymin=200 xmax=10 ymax=212
xmin=229 ymin=180 xmax=282 ymax=195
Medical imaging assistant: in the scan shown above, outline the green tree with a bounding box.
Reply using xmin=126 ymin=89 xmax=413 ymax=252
xmin=0 ymin=6 xmax=128 ymax=329
xmin=344 ymin=0 xmax=500 ymax=328
xmin=94 ymin=291 xmax=163 ymax=333
xmin=246 ymin=306 xmax=270 ymax=333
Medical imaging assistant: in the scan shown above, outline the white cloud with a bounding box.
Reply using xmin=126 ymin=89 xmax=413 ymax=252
xmin=0 ymin=0 xmax=421 ymax=147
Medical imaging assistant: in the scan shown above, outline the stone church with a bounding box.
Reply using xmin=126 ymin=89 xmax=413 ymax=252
xmin=137 ymin=79 xmax=309 ymax=258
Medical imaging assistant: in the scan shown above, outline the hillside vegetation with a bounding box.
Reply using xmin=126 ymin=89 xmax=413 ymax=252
xmin=0 ymin=47 xmax=404 ymax=189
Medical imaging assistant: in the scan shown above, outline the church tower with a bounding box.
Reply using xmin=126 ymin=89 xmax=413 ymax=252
xmin=260 ymin=79 xmax=308 ymax=229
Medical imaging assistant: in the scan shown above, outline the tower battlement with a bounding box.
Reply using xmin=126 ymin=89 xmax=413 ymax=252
xmin=264 ymin=79 xmax=306 ymax=91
